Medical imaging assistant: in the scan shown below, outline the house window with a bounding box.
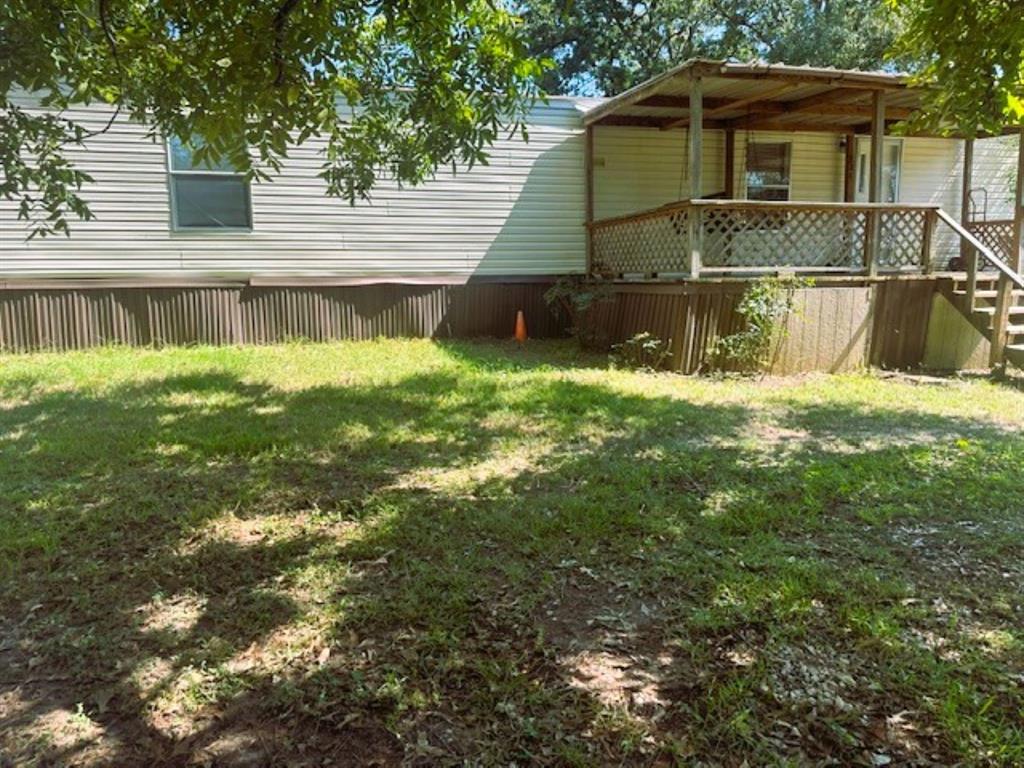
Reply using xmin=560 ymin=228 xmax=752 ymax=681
xmin=167 ymin=136 xmax=252 ymax=230
xmin=746 ymin=142 xmax=791 ymax=201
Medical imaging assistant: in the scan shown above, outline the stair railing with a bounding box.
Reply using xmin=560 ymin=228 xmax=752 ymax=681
xmin=935 ymin=209 xmax=1024 ymax=364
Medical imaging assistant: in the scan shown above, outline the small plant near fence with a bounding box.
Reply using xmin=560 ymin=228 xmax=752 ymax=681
xmin=711 ymin=275 xmax=813 ymax=373
xmin=543 ymin=276 xmax=615 ymax=348
xmin=610 ymin=332 xmax=672 ymax=371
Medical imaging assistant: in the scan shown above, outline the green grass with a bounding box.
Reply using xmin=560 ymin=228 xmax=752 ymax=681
xmin=2 ymin=339 xmax=1024 ymax=766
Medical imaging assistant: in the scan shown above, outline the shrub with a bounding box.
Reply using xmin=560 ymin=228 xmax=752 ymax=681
xmin=543 ymin=276 xmax=615 ymax=348
xmin=711 ymin=275 xmax=813 ymax=373
xmin=610 ymin=332 xmax=672 ymax=371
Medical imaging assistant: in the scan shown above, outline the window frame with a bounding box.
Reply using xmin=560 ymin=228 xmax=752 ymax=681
xmin=744 ymin=141 xmax=793 ymax=202
xmin=166 ymin=137 xmax=254 ymax=234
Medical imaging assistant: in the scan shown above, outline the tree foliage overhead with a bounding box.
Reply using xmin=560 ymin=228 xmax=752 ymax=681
xmin=1 ymin=0 xmax=544 ymax=237
xmin=523 ymin=0 xmax=902 ymax=96
xmin=890 ymin=0 xmax=1024 ymax=136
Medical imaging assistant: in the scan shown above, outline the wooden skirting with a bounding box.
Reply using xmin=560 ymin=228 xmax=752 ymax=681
xmin=589 ymin=277 xmax=941 ymax=373
xmin=0 ymin=280 xmax=563 ymax=352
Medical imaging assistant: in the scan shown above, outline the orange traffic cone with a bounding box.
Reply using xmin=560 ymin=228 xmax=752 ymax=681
xmin=514 ymin=310 xmax=528 ymax=344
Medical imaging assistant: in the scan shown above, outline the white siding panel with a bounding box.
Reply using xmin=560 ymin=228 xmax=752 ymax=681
xmin=1 ymin=98 xmax=589 ymax=277
xmin=970 ymin=135 xmax=1019 ymax=220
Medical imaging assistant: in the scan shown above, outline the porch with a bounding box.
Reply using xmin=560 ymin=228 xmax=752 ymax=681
xmin=580 ymin=60 xmax=1024 ymax=367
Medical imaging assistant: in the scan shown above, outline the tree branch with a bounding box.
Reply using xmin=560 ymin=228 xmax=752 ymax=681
xmin=273 ymin=0 xmax=303 ymax=87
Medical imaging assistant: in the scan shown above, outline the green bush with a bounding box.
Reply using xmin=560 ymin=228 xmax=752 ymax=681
xmin=543 ymin=276 xmax=615 ymax=348
xmin=711 ymin=276 xmax=813 ymax=373
xmin=610 ymin=332 xmax=672 ymax=371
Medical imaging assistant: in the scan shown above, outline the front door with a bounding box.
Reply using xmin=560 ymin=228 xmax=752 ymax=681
xmin=854 ymin=138 xmax=902 ymax=203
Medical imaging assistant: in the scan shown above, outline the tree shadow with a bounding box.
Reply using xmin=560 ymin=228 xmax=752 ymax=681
xmin=2 ymin=351 xmax=1023 ymax=765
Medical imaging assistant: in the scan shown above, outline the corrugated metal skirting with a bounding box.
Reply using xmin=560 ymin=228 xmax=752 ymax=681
xmin=0 ymin=282 xmax=561 ymax=352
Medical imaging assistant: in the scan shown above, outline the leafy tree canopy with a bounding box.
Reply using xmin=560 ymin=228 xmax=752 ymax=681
xmin=523 ymin=0 xmax=901 ymax=96
xmin=1 ymin=0 xmax=544 ymax=237
xmin=890 ymin=0 xmax=1024 ymax=136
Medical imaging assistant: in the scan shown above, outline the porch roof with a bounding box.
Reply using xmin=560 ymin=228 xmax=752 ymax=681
xmin=582 ymin=59 xmax=1010 ymax=137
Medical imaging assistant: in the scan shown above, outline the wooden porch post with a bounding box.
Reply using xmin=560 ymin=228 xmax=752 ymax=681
xmin=585 ymin=125 xmax=595 ymax=274
xmin=1012 ymin=127 xmax=1024 ymax=273
xmin=724 ymin=128 xmax=735 ymax=199
xmin=864 ymin=91 xmax=886 ymax=275
xmin=959 ymin=137 xmax=974 ymax=262
xmin=990 ymin=127 xmax=1024 ymax=366
xmin=688 ymin=75 xmax=703 ymax=278
xmin=843 ymin=133 xmax=856 ymax=203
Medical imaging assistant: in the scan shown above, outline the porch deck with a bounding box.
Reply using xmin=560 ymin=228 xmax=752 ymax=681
xmin=588 ymin=199 xmax=945 ymax=278
xmin=584 ymin=198 xmax=1024 ymax=371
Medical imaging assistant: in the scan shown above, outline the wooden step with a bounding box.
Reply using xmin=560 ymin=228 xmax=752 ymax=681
xmin=1006 ymin=344 xmax=1024 ymax=368
xmin=1008 ymin=325 xmax=1024 ymax=335
xmin=954 ymin=289 xmax=1024 ymax=300
xmin=973 ymin=306 xmax=1024 ymax=317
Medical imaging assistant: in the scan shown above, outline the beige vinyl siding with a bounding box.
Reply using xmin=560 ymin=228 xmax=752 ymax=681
xmin=899 ymin=137 xmax=961 ymax=210
xmin=733 ymin=132 xmax=843 ymax=201
xmin=4 ymin=88 xmax=1016 ymax=281
xmin=0 ymin=95 xmax=588 ymax=278
xmin=593 ymin=127 xmax=724 ymax=219
xmin=594 ymin=129 xmax=843 ymax=218
xmin=970 ymin=135 xmax=1019 ymax=220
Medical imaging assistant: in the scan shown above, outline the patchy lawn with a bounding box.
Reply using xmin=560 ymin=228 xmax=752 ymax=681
xmin=2 ymin=340 xmax=1023 ymax=767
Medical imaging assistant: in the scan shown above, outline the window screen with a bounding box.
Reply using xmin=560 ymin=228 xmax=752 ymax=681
xmin=746 ymin=143 xmax=791 ymax=201
xmin=168 ymin=136 xmax=252 ymax=230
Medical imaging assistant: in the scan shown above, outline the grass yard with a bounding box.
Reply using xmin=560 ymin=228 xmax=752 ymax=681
xmin=2 ymin=339 xmax=1024 ymax=767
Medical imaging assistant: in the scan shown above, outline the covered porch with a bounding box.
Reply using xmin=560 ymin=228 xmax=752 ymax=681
xmin=581 ymin=60 xmax=1023 ymax=281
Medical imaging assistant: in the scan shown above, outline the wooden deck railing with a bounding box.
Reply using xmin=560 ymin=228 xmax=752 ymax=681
xmin=967 ymin=219 xmax=1015 ymax=264
xmin=589 ymin=200 xmax=941 ymax=278
xmin=936 ymin=210 xmax=1024 ymax=364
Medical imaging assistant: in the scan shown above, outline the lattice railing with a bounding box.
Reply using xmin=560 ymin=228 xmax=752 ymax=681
xmin=700 ymin=205 xmax=867 ymax=269
xmin=967 ymin=220 xmax=1015 ymax=264
xmin=590 ymin=203 xmax=691 ymax=276
xmin=589 ymin=201 xmax=940 ymax=278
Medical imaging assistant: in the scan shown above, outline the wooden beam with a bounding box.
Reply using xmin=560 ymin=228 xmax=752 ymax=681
xmin=1012 ymin=126 xmax=1024 ymax=273
xmin=869 ymin=92 xmax=886 ymax=203
xmin=593 ymin=114 xmax=727 ymax=129
xmin=593 ymin=115 xmax=675 ymax=128
xmin=690 ymin=77 xmax=703 ymax=200
xmin=646 ymin=94 xmax=911 ymax=122
xmin=708 ymin=70 xmax=907 ymax=90
xmin=960 ymin=137 xmax=974 ymax=261
xmin=866 ymin=91 xmax=887 ymax=276
xmin=585 ymin=125 xmax=595 ymax=273
xmin=724 ymin=118 xmax=867 ymax=134
xmin=663 ymin=83 xmax=797 ymax=130
xmin=689 ymin=76 xmax=703 ymax=277
xmin=635 ymin=95 xmax=734 ymax=110
xmin=724 ymin=128 xmax=735 ymax=199
xmin=782 ymin=87 xmax=865 ymax=113
xmin=843 ymin=133 xmax=856 ymax=203
xmin=704 ymin=84 xmax=798 ymax=118
xmin=796 ymin=103 xmax=913 ymax=120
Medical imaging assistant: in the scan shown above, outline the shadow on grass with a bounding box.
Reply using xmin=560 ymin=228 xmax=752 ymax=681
xmin=1 ymin=344 xmax=1023 ymax=766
